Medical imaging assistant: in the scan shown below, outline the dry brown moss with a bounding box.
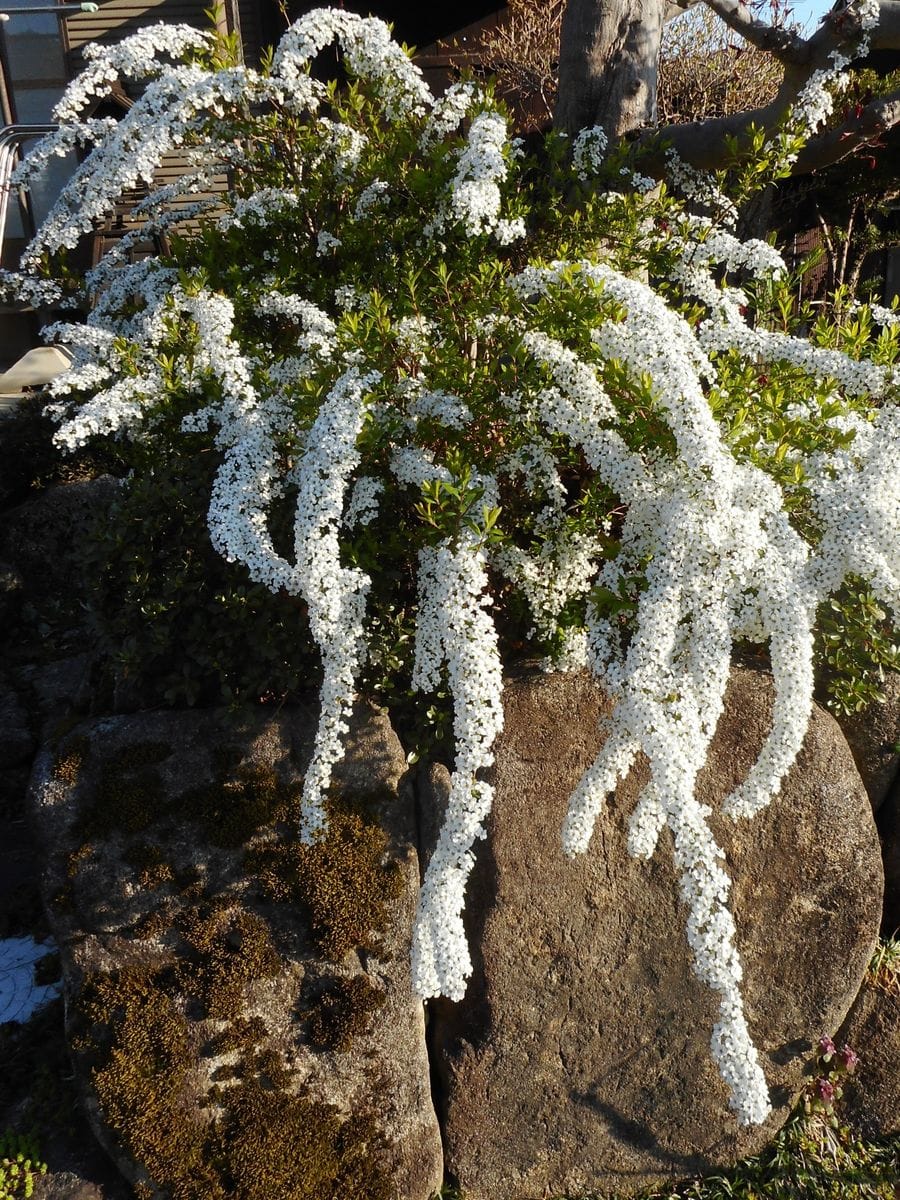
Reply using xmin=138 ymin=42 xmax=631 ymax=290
xmin=53 ymin=738 xmax=88 ymax=787
xmin=58 ymin=738 xmax=404 ymax=1197
xmin=179 ymin=763 xmax=295 ymax=848
xmin=124 ymin=841 xmax=175 ymax=891
xmin=75 ymin=766 xmax=165 ymax=840
xmin=76 ymin=967 xmax=226 ymax=1200
xmin=75 ymin=961 xmax=396 ymax=1200
xmin=250 ymin=791 xmax=403 ymax=961
xmin=203 ymin=1016 xmax=268 ymax=1057
xmin=176 ymin=904 xmax=281 ymax=1020
xmin=61 ymin=739 xmax=291 ymax=850
xmin=307 ymin=975 xmax=387 ymax=1053
xmin=224 ymin=1079 xmax=394 ymax=1200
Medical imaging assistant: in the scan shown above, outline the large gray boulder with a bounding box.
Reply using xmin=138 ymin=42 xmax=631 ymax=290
xmin=429 ymin=667 xmax=883 ymax=1200
xmin=837 ymin=977 xmax=900 ymax=1139
xmin=29 ymin=704 xmax=442 ymax=1200
xmin=836 ymin=673 xmax=900 ymax=810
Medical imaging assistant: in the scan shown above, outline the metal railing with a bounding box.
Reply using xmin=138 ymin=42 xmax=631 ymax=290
xmin=0 ymin=123 xmax=57 ymax=260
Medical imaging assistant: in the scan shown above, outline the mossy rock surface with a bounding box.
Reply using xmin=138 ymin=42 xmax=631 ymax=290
xmin=28 ymin=705 xmax=442 ymax=1200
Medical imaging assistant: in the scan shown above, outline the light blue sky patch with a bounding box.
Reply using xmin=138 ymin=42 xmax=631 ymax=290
xmin=0 ymin=936 xmax=61 ymax=1024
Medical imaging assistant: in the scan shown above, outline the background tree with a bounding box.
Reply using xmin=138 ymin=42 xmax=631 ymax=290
xmin=657 ymin=0 xmax=788 ymax=124
xmin=556 ymin=0 xmax=900 ymax=172
xmin=453 ymin=0 xmax=900 ymax=176
xmin=465 ymin=0 xmax=787 ymax=131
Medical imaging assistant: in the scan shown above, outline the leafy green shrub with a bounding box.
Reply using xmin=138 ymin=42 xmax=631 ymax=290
xmin=0 ymin=393 xmax=126 ymax=508
xmin=0 ymin=1132 xmax=47 ymax=1200
xmin=82 ymin=434 xmax=320 ymax=707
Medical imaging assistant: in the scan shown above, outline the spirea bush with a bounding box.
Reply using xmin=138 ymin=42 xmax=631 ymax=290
xmin=3 ymin=3 xmax=898 ymax=1129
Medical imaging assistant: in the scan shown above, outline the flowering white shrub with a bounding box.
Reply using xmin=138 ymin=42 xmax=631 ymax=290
xmin=4 ymin=5 xmax=898 ymax=1129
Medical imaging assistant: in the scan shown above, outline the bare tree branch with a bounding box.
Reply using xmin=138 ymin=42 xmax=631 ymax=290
xmin=792 ymin=85 xmax=900 ymax=170
xmin=697 ymin=0 xmax=805 ymax=61
xmin=635 ymin=81 xmax=900 ymax=175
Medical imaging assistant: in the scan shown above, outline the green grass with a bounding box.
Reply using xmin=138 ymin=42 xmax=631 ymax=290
xmin=868 ymin=937 xmax=900 ymax=993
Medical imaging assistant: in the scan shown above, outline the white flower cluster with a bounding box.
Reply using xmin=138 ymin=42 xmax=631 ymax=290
xmin=430 ymin=110 xmax=525 ymax=245
xmin=420 ymin=81 xmax=480 ymax=146
xmin=292 ymin=366 xmax=380 ymax=840
xmin=53 ymin=22 xmax=212 ymax=122
xmin=807 ymin=406 xmax=900 ymax=610
xmin=787 ymin=0 xmax=879 ymax=145
xmin=508 ymin=257 xmax=878 ymax=1124
xmin=22 ymin=64 xmax=254 ymax=266
xmin=353 ymin=179 xmax=389 ymax=219
xmin=218 ymin=189 xmax=302 ymax=231
xmin=870 ymin=304 xmax=900 ymax=327
xmin=256 ymin=291 xmax=336 ymax=360
xmin=273 ymin=7 xmax=431 ymax=121
xmin=573 ymin=125 xmax=608 ymax=181
xmin=495 ymin=529 xmax=602 ymax=649
xmin=664 ymin=150 xmax=739 ymax=225
xmin=344 ymin=476 xmax=384 ymax=527
xmin=410 ymin=534 xmax=504 ymax=1001
xmin=408 ymin=389 xmax=472 ymax=429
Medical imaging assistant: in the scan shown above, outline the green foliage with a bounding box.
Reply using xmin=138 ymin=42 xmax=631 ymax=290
xmin=0 ymin=1133 xmax=46 ymax=1200
xmin=868 ymin=937 xmax=900 ymax=993
xmin=0 ymin=394 xmax=127 ymax=506
xmin=82 ymin=441 xmax=320 ymax=707
xmin=627 ymin=1118 xmax=899 ymax=1199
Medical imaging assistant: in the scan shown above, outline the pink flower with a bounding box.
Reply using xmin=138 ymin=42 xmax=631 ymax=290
xmin=815 ymin=1077 xmax=836 ymax=1105
xmin=837 ymin=1044 xmax=859 ymax=1073
xmin=818 ymin=1035 xmax=836 ymax=1059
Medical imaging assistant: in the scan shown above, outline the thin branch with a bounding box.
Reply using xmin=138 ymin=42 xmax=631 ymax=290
xmin=699 ymin=0 xmax=806 ymax=62
xmin=792 ymin=85 xmax=900 ymax=172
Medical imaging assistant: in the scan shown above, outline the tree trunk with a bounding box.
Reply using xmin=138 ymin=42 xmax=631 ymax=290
xmin=554 ymin=0 xmax=666 ymax=138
